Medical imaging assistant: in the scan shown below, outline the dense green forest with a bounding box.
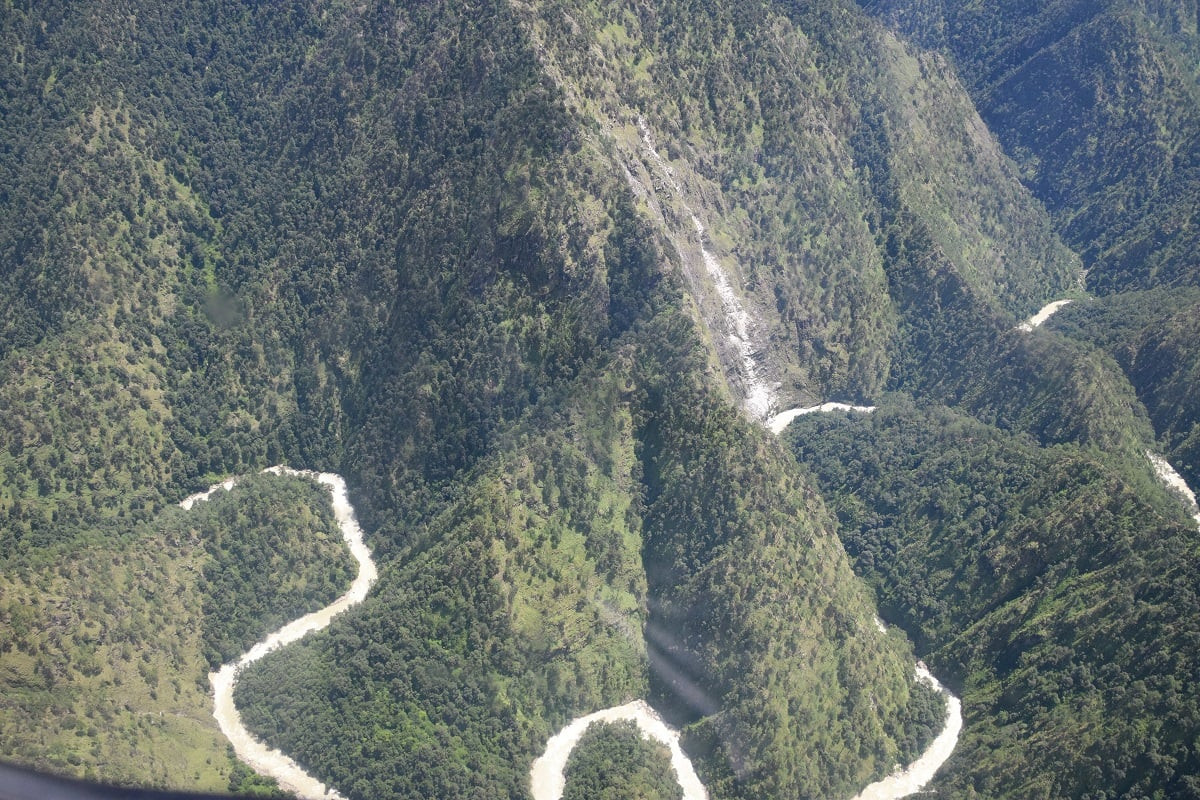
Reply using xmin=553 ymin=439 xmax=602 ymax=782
xmin=514 ymin=0 xmax=1078 ymax=405
xmin=2 ymin=0 xmax=1200 ymax=798
xmin=196 ymin=474 xmax=355 ymax=668
xmin=561 ymin=721 xmax=683 ymax=800
xmin=789 ymin=402 xmax=1200 ymax=798
xmin=236 ymin=310 xmax=941 ymax=799
xmin=1049 ymin=289 xmax=1200 ymax=490
xmin=862 ymin=0 xmax=1200 ymax=293
xmin=881 ymin=210 xmax=1154 ymax=457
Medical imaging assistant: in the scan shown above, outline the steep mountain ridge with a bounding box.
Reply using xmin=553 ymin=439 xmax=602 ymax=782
xmin=2 ymin=1 xmax=945 ymax=797
xmin=235 ymin=310 xmax=942 ymax=799
xmin=2 ymin=1 xmax=1198 ymax=799
xmin=513 ymin=0 xmax=1079 ymax=413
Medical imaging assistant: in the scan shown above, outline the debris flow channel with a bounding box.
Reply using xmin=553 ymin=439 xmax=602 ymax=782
xmin=189 ymin=241 xmax=1197 ymax=800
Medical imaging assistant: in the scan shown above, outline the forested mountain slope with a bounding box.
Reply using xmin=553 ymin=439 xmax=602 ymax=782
xmin=561 ymin=721 xmax=683 ymax=800
xmin=790 ymin=403 xmax=1200 ymax=799
xmin=238 ymin=315 xmax=939 ymax=798
xmin=0 ymin=1 xmax=943 ymax=797
xmin=514 ymin=0 xmax=1078 ymax=409
xmin=513 ymin=0 xmax=1164 ymax=472
xmin=881 ymin=212 xmax=1154 ymax=456
xmin=1 ymin=0 xmax=1198 ymax=799
xmin=862 ymin=0 xmax=1200 ymax=292
xmin=0 ymin=473 xmax=350 ymax=795
xmin=1050 ymin=288 xmax=1200 ymax=490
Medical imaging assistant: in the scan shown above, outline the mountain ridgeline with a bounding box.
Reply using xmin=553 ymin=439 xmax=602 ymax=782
xmin=1 ymin=1 xmax=1198 ymax=799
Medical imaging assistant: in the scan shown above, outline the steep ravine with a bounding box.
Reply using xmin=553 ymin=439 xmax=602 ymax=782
xmin=631 ymin=118 xmax=777 ymax=420
xmin=1021 ymin=300 xmax=1200 ymax=530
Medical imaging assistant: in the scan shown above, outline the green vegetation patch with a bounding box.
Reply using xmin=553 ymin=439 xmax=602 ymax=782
xmin=193 ymin=472 xmax=356 ymax=668
xmin=562 ymin=720 xmax=683 ymax=800
xmin=1051 ymin=288 xmax=1200 ymax=490
xmin=865 ymin=0 xmax=1200 ymax=293
xmin=0 ymin=471 xmax=352 ymax=795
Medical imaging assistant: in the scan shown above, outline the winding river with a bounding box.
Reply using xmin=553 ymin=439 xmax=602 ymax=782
xmin=184 ymin=237 xmax=1143 ymax=800
xmin=767 ymin=403 xmax=877 ymax=435
xmin=194 ymin=452 xmax=962 ymax=800
xmin=1147 ymin=452 xmax=1200 ymax=529
xmin=182 ymin=467 xmax=377 ymax=800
